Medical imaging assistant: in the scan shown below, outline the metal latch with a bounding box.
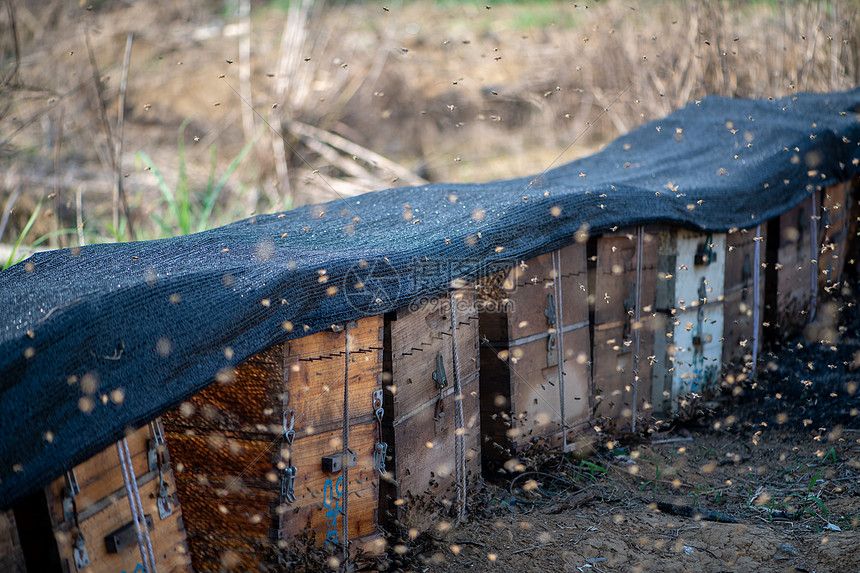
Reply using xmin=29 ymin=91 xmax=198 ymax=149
xmin=373 ymin=442 xmax=388 ymax=475
xmin=73 ymin=533 xmax=90 ymax=571
xmin=372 ymin=390 xmax=384 ymax=422
xmin=432 ymin=353 xmax=448 ymax=391
xmin=695 ymin=236 xmax=716 ymax=266
xmin=321 ymin=450 xmax=357 ymax=473
xmin=157 ymin=475 xmax=173 ymax=519
xmin=148 ymin=419 xmax=166 ymax=472
xmin=62 ymin=470 xmax=80 ymax=523
xmin=281 ymin=466 xmax=297 ymax=503
xmin=434 ymin=396 xmax=446 ymax=435
xmin=283 ymin=409 xmax=295 ymax=445
xmin=146 ymin=419 xmax=165 ymax=471
xmin=545 ymin=293 xmax=558 ymax=367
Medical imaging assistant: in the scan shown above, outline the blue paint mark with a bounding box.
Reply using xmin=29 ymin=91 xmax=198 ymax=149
xmin=323 ymin=475 xmax=343 ymax=546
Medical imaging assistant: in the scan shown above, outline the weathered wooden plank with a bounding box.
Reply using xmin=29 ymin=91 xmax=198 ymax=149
xmin=773 ymin=199 xmax=816 ymax=339
xmin=32 ymin=422 xmax=191 ymax=573
xmin=281 ymin=423 xmax=380 ymax=544
xmin=722 ymin=226 xmax=766 ymax=372
xmin=381 ymin=288 xmax=481 ymax=528
xmin=592 ymin=322 xmax=637 ymax=420
xmin=382 ymin=373 xmax=481 ymax=527
xmin=285 ymin=318 xmax=383 ymax=433
xmin=591 ymin=230 xmax=658 ymax=423
xmin=479 ymin=243 xmax=590 ymax=460
xmin=503 ymin=243 xmax=588 ymax=341
xmin=818 ymin=182 xmax=851 ymax=292
xmin=652 ymin=229 xmax=726 ymax=411
xmin=387 ymin=290 xmax=479 ymax=420
xmin=508 ymin=327 xmax=591 ymax=443
xmin=163 ymin=316 xmax=384 ymax=570
xmin=44 ymin=428 xmax=151 ymax=518
xmin=0 ymin=510 xmax=25 ymax=573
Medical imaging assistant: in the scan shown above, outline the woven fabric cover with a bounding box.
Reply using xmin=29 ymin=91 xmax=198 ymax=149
xmin=1 ymin=89 xmax=858 ymax=509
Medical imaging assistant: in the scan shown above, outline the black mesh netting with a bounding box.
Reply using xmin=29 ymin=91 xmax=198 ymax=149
xmin=1 ymin=89 xmax=859 ymax=509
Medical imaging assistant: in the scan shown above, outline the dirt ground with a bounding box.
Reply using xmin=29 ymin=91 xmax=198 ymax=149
xmin=403 ymin=427 xmax=860 ymax=573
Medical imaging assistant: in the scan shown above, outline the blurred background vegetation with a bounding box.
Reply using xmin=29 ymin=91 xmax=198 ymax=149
xmin=0 ymin=0 xmax=858 ymax=261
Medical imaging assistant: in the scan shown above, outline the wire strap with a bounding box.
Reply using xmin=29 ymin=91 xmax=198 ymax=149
xmin=631 ymin=226 xmax=644 ymax=433
xmin=341 ymin=324 xmax=351 ymax=566
xmin=810 ymin=193 xmax=819 ymax=321
xmin=836 ymin=182 xmax=849 ymax=285
xmin=550 ymin=250 xmax=568 ymax=450
xmin=117 ymin=437 xmax=157 ymax=573
xmin=751 ymin=224 xmax=762 ymax=377
xmin=449 ymin=295 xmax=467 ymax=523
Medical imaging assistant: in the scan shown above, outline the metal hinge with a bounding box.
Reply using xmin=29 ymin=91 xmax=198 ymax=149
xmin=157 ymin=475 xmax=173 ymax=519
xmin=283 ymin=409 xmax=295 ymax=445
xmin=62 ymin=470 xmax=80 ymax=523
xmin=695 ymin=234 xmax=717 ymax=266
xmin=281 ymin=466 xmax=297 ymax=503
xmin=73 ymin=533 xmax=90 ymax=571
xmin=148 ymin=419 xmax=166 ymax=472
xmin=432 ymin=353 xmax=448 ymax=391
xmin=372 ymin=389 xmax=384 ymax=423
xmin=373 ymin=442 xmax=388 ymax=475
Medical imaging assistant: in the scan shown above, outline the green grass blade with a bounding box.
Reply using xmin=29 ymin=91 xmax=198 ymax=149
xmin=3 ymin=199 xmax=42 ymax=270
xmin=176 ymin=119 xmax=192 ymax=235
xmin=197 ymin=133 xmax=256 ymax=233
xmin=30 ymin=228 xmax=85 ymax=248
xmin=137 ymin=151 xmax=178 ymax=216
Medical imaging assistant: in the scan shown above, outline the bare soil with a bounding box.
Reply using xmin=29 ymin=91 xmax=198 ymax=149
xmin=406 ymin=426 xmax=860 ymax=573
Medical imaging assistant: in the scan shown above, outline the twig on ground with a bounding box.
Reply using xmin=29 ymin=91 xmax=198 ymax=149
xmin=651 ymin=437 xmax=694 ymax=444
xmin=653 ymin=501 xmax=743 ymax=523
xmin=453 ymin=540 xmax=486 ymax=547
xmin=512 ymin=542 xmax=553 ymax=555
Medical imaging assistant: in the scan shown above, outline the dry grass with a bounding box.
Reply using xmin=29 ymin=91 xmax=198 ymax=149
xmin=0 ymin=0 xmax=858 ymax=247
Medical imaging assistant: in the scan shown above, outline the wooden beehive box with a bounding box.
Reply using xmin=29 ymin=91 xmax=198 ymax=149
xmin=163 ymin=316 xmax=383 ymax=571
xmin=478 ymin=243 xmax=590 ymax=469
xmin=817 ymin=182 xmax=855 ymax=296
xmin=763 ymin=195 xmax=819 ymax=343
xmin=722 ymin=226 xmax=767 ymax=376
xmin=652 ymin=229 xmax=726 ymax=413
xmin=590 ymin=229 xmax=658 ymax=425
xmin=10 ymin=420 xmax=190 ymax=573
xmin=0 ymin=510 xmax=25 ymax=573
xmin=379 ymin=289 xmax=481 ymax=527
